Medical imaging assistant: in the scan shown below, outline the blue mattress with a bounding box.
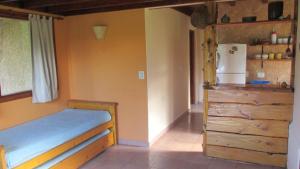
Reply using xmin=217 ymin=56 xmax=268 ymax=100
xmin=0 ymin=108 xmax=111 ymax=169
xmin=36 ymin=129 xmax=111 ymax=169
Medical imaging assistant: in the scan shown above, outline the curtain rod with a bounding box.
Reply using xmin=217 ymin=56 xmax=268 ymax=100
xmin=0 ymin=5 xmax=64 ymax=20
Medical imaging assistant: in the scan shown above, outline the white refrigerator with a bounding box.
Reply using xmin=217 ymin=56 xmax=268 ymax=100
xmin=216 ymin=44 xmax=247 ymax=84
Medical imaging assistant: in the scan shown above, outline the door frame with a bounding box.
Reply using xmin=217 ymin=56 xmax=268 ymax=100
xmin=190 ymin=30 xmax=196 ymax=104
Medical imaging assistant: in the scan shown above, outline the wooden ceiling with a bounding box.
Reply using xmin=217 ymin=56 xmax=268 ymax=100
xmin=0 ymin=0 xmax=212 ymax=16
xmin=174 ymin=6 xmax=195 ymax=16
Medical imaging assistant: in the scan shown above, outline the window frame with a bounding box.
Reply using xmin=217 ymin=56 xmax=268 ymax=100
xmin=0 ymin=91 xmax=32 ymax=103
xmin=0 ymin=15 xmax=33 ymax=103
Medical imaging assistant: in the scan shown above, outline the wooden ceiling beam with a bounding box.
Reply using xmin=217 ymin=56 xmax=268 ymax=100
xmin=0 ymin=1 xmax=23 ymax=7
xmin=261 ymin=0 xmax=268 ymax=4
xmin=23 ymin=0 xmax=95 ymax=9
xmin=229 ymin=1 xmax=236 ymax=6
xmin=42 ymin=0 xmax=207 ymax=15
xmin=0 ymin=0 xmax=224 ymax=16
xmin=0 ymin=4 xmax=64 ymax=19
xmin=0 ymin=0 xmax=19 ymax=3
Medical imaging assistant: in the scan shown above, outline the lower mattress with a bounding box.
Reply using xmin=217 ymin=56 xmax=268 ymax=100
xmin=35 ymin=129 xmax=111 ymax=169
xmin=0 ymin=108 xmax=111 ymax=169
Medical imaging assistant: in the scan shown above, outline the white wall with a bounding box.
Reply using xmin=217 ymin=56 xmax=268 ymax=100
xmin=194 ymin=29 xmax=205 ymax=103
xmin=145 ymin=8 xmax=190 ymax=143
xmin=288 ymin=1 xmax=300 ymax=168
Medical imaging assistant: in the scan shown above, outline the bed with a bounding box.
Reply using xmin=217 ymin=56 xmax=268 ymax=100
xmin=0 ymin=100 xmax=118 ymax=169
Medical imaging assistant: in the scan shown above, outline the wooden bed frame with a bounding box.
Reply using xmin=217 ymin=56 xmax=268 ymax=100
xmin=0 ymin=100 xmax=118 ymax=169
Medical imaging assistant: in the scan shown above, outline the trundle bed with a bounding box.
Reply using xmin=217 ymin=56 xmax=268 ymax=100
xmin=0 ymin=100 xmax=118 ymax=169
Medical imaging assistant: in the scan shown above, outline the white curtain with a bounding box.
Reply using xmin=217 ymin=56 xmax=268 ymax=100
xmin=29 ymin=14 xmax=58 ymax=103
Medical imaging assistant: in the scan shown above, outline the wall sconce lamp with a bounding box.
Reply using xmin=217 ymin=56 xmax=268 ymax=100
xmin=93 ymin=25 xmax=107 ymax=40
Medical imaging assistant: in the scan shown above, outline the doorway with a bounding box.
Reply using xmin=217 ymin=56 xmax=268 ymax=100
xmin=190 ymin=30 xmax=196 ymax=105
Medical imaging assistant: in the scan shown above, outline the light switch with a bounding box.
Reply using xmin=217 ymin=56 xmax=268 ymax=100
xmin=138 ymin=71 xmax=145 ymax=80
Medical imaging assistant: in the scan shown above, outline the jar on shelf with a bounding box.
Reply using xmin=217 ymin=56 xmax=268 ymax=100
xmin=269 ymin=53 xmax=275 ymax=60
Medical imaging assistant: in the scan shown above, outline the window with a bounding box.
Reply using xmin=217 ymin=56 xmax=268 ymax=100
xmin=0 ymin=17 xmax=32 ymax=101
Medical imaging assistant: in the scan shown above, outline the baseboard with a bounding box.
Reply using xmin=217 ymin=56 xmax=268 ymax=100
xmin=118 ymin=139 xmax=149 ymax=148
xmin=149 ymin=110 xmax=189 ymax=146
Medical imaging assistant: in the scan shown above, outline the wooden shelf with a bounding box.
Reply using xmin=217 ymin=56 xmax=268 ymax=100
xmin=247 ymin=58 xmax=293 ymax=61
xmin=248 ymin=44 xmax=291 ymax=47
xmin=215 ymin=19 xmax=293 ymax=27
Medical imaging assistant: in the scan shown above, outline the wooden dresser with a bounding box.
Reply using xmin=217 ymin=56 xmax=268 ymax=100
xmin=203 ymin=86 xmax=294 ymax=167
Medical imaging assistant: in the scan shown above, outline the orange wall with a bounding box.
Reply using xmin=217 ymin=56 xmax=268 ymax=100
xmin=0 ymin=10 xmax=148 ymax=144
xmin=0 ymin=20 xmax=70 ymax=130
xmin=65 ymin=9 xmax=149 ymax=143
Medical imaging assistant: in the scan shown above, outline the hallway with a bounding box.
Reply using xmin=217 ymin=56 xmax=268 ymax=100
xmin=81 ymin=113 xmax=281 ymax=169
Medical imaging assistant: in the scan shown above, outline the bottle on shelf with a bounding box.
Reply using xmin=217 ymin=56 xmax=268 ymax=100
xmin=271 ymin=29 xmax=277 ymax=44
